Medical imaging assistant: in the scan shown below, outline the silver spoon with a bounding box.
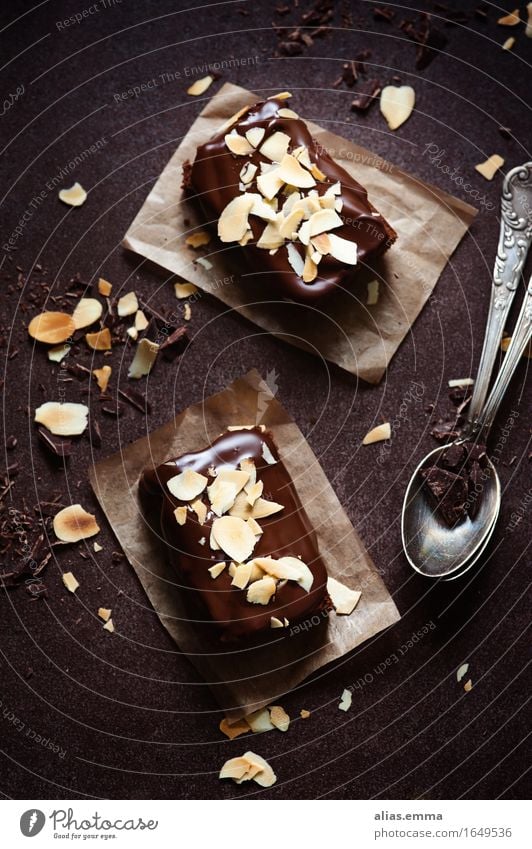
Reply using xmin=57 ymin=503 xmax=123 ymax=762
xmin=402 ymin=163 xmax=532 ymax=578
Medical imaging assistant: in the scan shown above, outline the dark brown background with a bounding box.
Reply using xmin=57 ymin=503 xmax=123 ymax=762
xmin=0 ymin=0 xmax=530 ymax=800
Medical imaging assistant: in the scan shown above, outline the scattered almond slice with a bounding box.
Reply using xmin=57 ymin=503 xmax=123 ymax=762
xmin=98 ymin=278 xmax=112 ymax=296
xmin=240 ymin=458 xmax=256 ymax=488
xmin=502 ymin=36 xmax=516 ymax=50
xmin=257 ymin=167 xmax=284 ymax=200
xmin=268 ymin=91 xmax=292 ymax=100
xmin=217 ymin=105 xmax=251 ymax=136
xmin=448 ymin=377 xmax=474 ymax=387
xmin=35 ymin=401 xmax=88 ymax=436
xmin=278 ymin=153 xmax=316 ymax=188
xmin=135 ymin=310 xmax=149 ymax=331
xmin=327 ymin=577 xmax=362 ymax=615
xmin=475 ymin=154 xmax=504 ymax=180
xmin=246 ymin=481 xmax=263 ymax=506
xmin=225 ymin=131 xmax=254 ymax=156
xmin=250 ymin=497 xmax=284 ymax=520
xmin=279 ymin=207 xmax=306 ymax=239
xmin=380 ymin=85 xmax=415 ymax=130
xmin=245 ymin=126 xmax=265 ymax=148
xmin=464 ymin=679 xmax=473 ymax=693
xmin=260 ymin=131 xmax=291 ymax=162
xmin=257 ymin=219 xmax=285 ymax=250
xmin=300 ymin=709 xmax=310 ymax=719
xmin=269 ymin=705 xmax=290 ymax=731
xmin=310 ymin=163 xmax=327 ymax=181
xmin=302 ymin=252 xmax=318 ymax=283
xmin=286 ymin=242 xmax=305 ymax=276
xmin=246 ymin=516 xmax=263 ymax=536
xmin=47 ymin=344 xmax=70 ymax=362
xmin=208 ymin=469 xmax=250 ymax=516
xmin=270 ymin=617 xmax=285 ymax=628
xmin=191 ymin=499 xmax=208 ymax=524
xmin=167 ymin=469 xmax=208 ymax=501
xmin=246 ymin=575 xmax=276 ymax=605
xmin=72 ymin=298 xmax=103 ymax=329
xmin=457 ymin=663 xmax=469 ymax=683
xmin=187 ymin=75 xmax=214 ymax=96
xmin=239 ymin=162 xmax=258 ymax=184
xmin=127 ymin=327 xmax=138 ymax=341
xmin=367 ymin=279 xmax=380 ymax=305
xmin=28 ymin=312 xmax=75 ymax=345
xmin=98 ymin=607 xmax=112 ymax=622
xmin=128 ymin=338 xmax=159 ymax=378
xmin=261 ymin=442 xmax=277 ymax=465
xmin=86 ymin=328 xmax=112 ymax=351
xmin=307 ymin=208 xmax=343 ymax=238
xmin=62 ymin=572 xmax=79 ymax=593
xmin=208 ymin=562 xmax=226 ymax=579
xmin=93 ymin=542 xmax=103 ymax=552
xmin=219 ymin=756 xmax=252 ymax=781
xmin=246 ymin=708 xmax=274 ymax=733
xmin=174 ymin=282 xmax=198 ymax=298
xmin=497 ymin=9 xmax=519 ymax=25
xmin=174 ymin=506 xmax=187 ymax=525
xmin=327 ymin=233 xmax=357 ymax=265
xmin=257 ymin=555 xmax=314 ymax=592
xmin=103 ymin=618 xmax=115 ymax=633
xmin=185 ymin=230 xmax=210 ymax=248
xmin=362 ymin=422 xmax=391 ymax=445
xmin=231 ymin=561 xmax=254 ymax=589
xmin=218 ymin=194 xmax=255 ymax=242
xmin=339 ymin=688 xmax=352 ymax=712
xmin=53 ymin=504 xmax=100 ymax=542
xmin=117 ymin=291 xmax=138 ymax=317
xmin=219 ymin=751 xmax=276 ymax=786
xmin=212 ymin=516 xmax=256 ymax=563
xmin=242 ymin=752 xmax=277 ymax=787
xmin=248 ymin=193 xmax=278 ymax=222
xmin=277 ymin=107 xmax=299 ymax=119
xmin=59 ymin=182 xmax=87 ymax=206
xmin=219 ymin=718 xmax=250 ymax=740
xmin=92 ymin=365 xmax=111 ymax=393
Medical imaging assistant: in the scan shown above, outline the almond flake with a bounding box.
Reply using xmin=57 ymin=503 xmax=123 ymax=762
xmin=53 ymin=504 xmax=100 ymax=542
xmin=256 ymin=219 xmax=285 ymax=250
xmin=257 ymin=168 xmax=284 ymax=200
xmin=225 ymin=131 xmax=254 ymax=156
xmin=59 ymin=182 xmax=87 ymax=206
xmin=191 ymin=499 xmax=208 ymax=524
xmin=475 ymin=154 xmax=504 ymax=180
xmin=245 ymin=127 xmax=265 ymax=148
xmin=98 ymin=278 xmax=112 ymax=296
xmin=255 ymin=556 xmax=314 ymax=592
xmin=167 ymin=469 xmax=208 ymax=501
xmin=217 ymin=105 xmax=251 ymax=136
xmin=219 ymin=751 xmax=277 ymax=785
xmin=380 ymin=85 xmax=415 ymax=130
xmin=277 ymin=107 xmax=299 ymax=119
xmin=261 ymin=442 xmax=277 ymax=464
xmin=128 ymin=338 xmax=159 ymax=378
xmin=47 ymin=344 xmax=70 ymax=362
xmin=502 ymin=36 xmax=515 ymax=50
xmin=241 ymin=752 xmax=276 ymax=787
xmin=187 ymin=75 xmax=214 ymax=96
xmin=268 ymin=91 xmax=292 ymax=100
xmin=28 ymin=312 xmax=76 ymax=345
xmin=134 ymin=310 xmax=149 ymax=331
xmin=218 ymin=194 xmax=255 ymax=242
xmin=367 ymin=279 xmax=380 ymax=305
xmin=212 ymin=516 xmax=256 ymax=563
xmin=327 ymin=577 xmax=362 ymax=615
xmin=174 ymin=282 xmax=198 ymax=298
xmin=260 ymin=131 xmax=291 ymax=162
xmin=117 ymin=291 xmax=139 ymax=317
xmin=209 ymin=562 xmax=226 ymax=579
xmin=62 ymin=572 xmax=79 ymax=593
xmin=185 ymin=230 xmax=210 ymax=248
xmin=239 ymin=229 xmax=253 ymax=245
xmin=497 ymin=9 xmax=519 ymax=25
xmin=35 ymin=401 xmax=88 ymax=436
xmin=300 ymin=709 xmax=310 ymax=719
xmin=448 ymin=378 xmax=474 ymax=387
xmin=286 ymin=242 xmax=305 ymax=276
xmin=456 ymin=663 xmax=469 ymax=683
xmin=339 ymin=688 xmax=352 ymax=712
xmin=231 ymin=561 xmax=254 ymax=589
xmin=307 ymin=208 xmax=343 ymax=237
xmin=207 ymin=469 xmax=250 ymax=516
xmin=246 ymin=516 xmax=263 ymax=536
xmin=246 ymin=481 xmax=263 ymax=506
xmin=246 ymin=575 xmax=276 ymax=605
xmin=93 ymin=542 xmax=103 ymax=552
xmin=277 ymin=153 xmax=316 ymax=188
xmin=269 ymin=705 xmax=290 ymax=732
xmin=246 ymin=708 xmax=274 ymax=733
xmin=250 ymin=497 xmax=284 ymax=519
xmin=127 ymin=327 xmax=138 ymax=341
xmin=219 ymin=718 xmax=250 ymax=740
xmin=362 ymin=422 xmax=391 ymax=445
xmin=310 ymin=163 xmax=327 ymax=181
xmin=464 ymin=679 xmax=473 ymax=692
xmin=248 ymin=193 xmax=278 ymax=221
xmin=327 ymin=233 xmax=357 ymax=265
xmin=72 ymin=298 xmax=103 ymax=329
xmin=98 ymin=607 xmax=112 ymax=622
xmin=93 ymin=365 xmax=111 ymax=393
xmin=185 ymin=303 xmax=191 ymax=322
xmin=302 ymin=253 xmax=318 ymax=283
xmin=279 ymin=207 xmax=305 ymax=238
xmin=86 ymin=328 xmax=112 ymax=350
xmin=103 ymin=618 xmax=115 ymax=633
xmin=174 ymin=506 xmax=187 ymax=525
xmin=270 ymin=616 xmax=285 ymax=628
xmin=239 ymin=161 xmax=258 ymax=184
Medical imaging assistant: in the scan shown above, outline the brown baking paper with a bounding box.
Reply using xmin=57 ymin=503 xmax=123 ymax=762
xmin=89 ymin=371 xmax=400 ymax=720
xmin=122 ymin=83 xmax=477 ymax=384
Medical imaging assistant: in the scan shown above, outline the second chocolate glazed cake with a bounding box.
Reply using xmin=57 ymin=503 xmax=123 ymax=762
xmin=184 ymin=94 xmax=396 ymax=304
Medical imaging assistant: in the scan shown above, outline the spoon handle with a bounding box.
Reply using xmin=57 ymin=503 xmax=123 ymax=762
xmin=475 ymin=275 xmax=532 ymax=436
xmin=466 ymin=162 xmax=532 ymax=433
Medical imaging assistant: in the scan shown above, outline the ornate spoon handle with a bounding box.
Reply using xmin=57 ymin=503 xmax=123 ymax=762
xmin=466 ymin=162 xmax=532 ymax=433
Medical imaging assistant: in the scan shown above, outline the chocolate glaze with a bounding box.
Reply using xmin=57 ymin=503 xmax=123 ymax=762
xmin=139 ymin=427 xmax=329 ymax=640
xmin=184 ymin=97 xmax=396 ymax=304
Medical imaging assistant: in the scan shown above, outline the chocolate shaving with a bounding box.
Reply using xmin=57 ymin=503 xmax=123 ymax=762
xmin=119 ymin=387 xmax=152 ymax=414
xmin=159 ymin=325 xmax=189 ymax=361
xmin=37 ymin=427 xmax=72 ymax=459
xmin=351 ymin=79 xmax=381 ymax=111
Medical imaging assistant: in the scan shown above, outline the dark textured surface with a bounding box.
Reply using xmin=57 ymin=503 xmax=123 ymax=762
xmin=0 ymin=0 xmax=530 ymax=800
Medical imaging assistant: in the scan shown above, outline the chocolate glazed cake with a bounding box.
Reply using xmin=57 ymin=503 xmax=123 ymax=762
xmin=139 ymin=427 xmax=329 ymax=640
xmin=183 ymin=95 xmax=396 ymax=304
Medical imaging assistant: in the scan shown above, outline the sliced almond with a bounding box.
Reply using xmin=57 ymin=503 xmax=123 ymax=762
xmin=307 ymin=208 xmax=343 ymax=237
xmin=456 ymin=663 xmax=469 ymax=683
xmin=257 ymin=167 xmax=284 ymax=200
xmin=255 ymin=556 xmax=313 ymax=592
xmin=219 ymin=718 xmax=250 ymax=740
xmin=502 ymin=36 xmax=515 ymax=50
xmin=127 ymin=326 xmax=138 ymax=341
xmin=98 ymin=607 xmax=112 ymax=622
xmin=239 ymin=161 xmax=258 ymax=184
xmin=35 ymin=401 xmax=88 ymax=436
xmin=250 ymin=497 xmax=284 ymax=519
xmin=246 ymin=516 xmax=263 ymax=536
xmin=187 ymin=75 xmax=214 ymax=96
xmin=367 ymin=279 xmax=380 ymax=305
xmin=86 ymin=328 xmax=112 ymax=351
xmin=231 ymin=561 xmax=253 ymax=589
xmin=195 ymin=256 xmax=212 ymax=270
xmin=279 ymin=207 xmax=306 ymax=239
xmin=103 ymin=618 xmax=115 ymax=633
xmin=327 ymin=577 xmax=362 ymax=615
xmin=217 ymin=105 xmax=251 ymax=136
xmin=380 ymin=85 xmax=415 ymax=130
xmin=362 ymin=422 xmax=391 ymax=445
xmin=245 ymin=126 xmax=265 ymax=148
xmin=208 ymin=469 xmax=249 ymax=516
xmin=191 ymin=499 xmax=208 ymax=524
xmin=286 ymin=242 xmax=305 ymax=276
xmin=277 ymin=107 xmax=299 ymax=119
xmin=248 ymin=193 xmax=278 ymax=222
xmin=212 ymin=516 xmax=256 ymax=563
xmin=261 ymin=442 xmax=277 ymax=465
xmin=98 ymin=278 xmax=112 ymax=296
xmin=277 ymin=153 xmax=316 ymax=188
xmin=219 ymin=756 xmax=253 ymax=782
xmin=300 ymin=709 xmax=310 ymax=719
xmin=167 ymin=469 xmax=208 ymax=501
xmin=497 ymin=9 xmax=519 ymax=25
xmin=47 ymin=344 xmax=70 ymax=362
xmin=128 ymin=338 xmax=159 ymax=378
xmin=260 ymin=131 xmax=291 ymax=162
xmin=117 ymin=291 xmax=138 ymax=317
xmin=28 ymin=312 xmax=75 ymax=345
xmin=240 ymin=457 xmax=256 ymax=488
xmin=185 ymin=230 xmax=210 ymax=249
xmin=327 ymin=233 xmax=357 ymax=265
xmin=271 ymin=616 xmax=285 ymax=628
xmin=246 ymin=708 xmax=274 ymax=733
xmin=246 ymin=575 xmax=276 ymax=605
xmin=475 ymin=154 xmax=504 ymax=180
xmin=93 ymin=542 xmax=103 ymax=552
xmin=174 ymin=506 xmax=187 ymax=525
xmin=92 ymin=365 xmax=111 ymax=393
xmin=62 ymin=572 xmax=79 ymax=593
xmin=310 ymin=163 xmax=327 ymax=181
xmin=225 ymin=131 xmax=255 ymax=156
xmin=269 ymin=705 xmax=290 ymax=732
xmin=448 ymin=377 xmax=474 ymax=387
xmin=246 ymin=481 xmax=263 ymax=506
xmin=302 ymin=252 xmax=318 ymax=283
xmin=59 ymin=182 xmax=87 ymax=206
xmin=208 ymin=562 xmax=226 ymax=579
xmin=184 ymin=304 xmax=191 ymax=322
xmin=134 ymin=310 xmax=149 ymax=331
xmin=174 ymin=282 xmax=198 ymax=298
xmin=268 ymin=91 xmax=292 ymax=100
xmin=53 ymin=504 xmax=100 ymax=542
xmin=339 ymin=688 xmax=352 ymax=712
xmin=464 ymin=679 xmax=473 ymax=693
xmin=218 ymin=194 xmax=255 ymax=242
xmin=72 ymin=298 xmax=103 ymax=330
xmin=241 ymin=752 xmax=276 ymax=787
xmin=256 ymin=218 xmax=285 ymax=250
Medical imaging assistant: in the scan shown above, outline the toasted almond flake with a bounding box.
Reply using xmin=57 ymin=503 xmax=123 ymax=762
xmin=98 ymin=607 xmax=112 ymax=622
xmin=327 ymin=577 xmax=362 ymax=615
xmin=92 ymin=365 xmax=111 ymax=393
xmin=174 ymin=506 xmax=188 ymax=525
xmin=128 ymin=338 xmax=159 ymax=378
xmin=225 ymin=131 xmax=254 ymax=156
xmin=464 ymin=679 xmax=473 ymax=692
xmin=231 ymin=561 xmax=254 ymax=589
xmin=53 ymin=504 xmax=100 ymax=542
xmin=247 ymin=575 xmax=277 ymax=605
xmin=198 ymin=536 xmax=206 ymax=546
xmin=62 ymin=572 xmax=79 ymax=593
xmin=475 ymin=154 xmax=505 ymax=180
xmin=239 ymin=162 xmax=258 ymax=185
xmin=278 ymin=153 xmax=316 ymax=188
xmin=35 ymin=401 xmax=88 ymax=436
xmin=260 ymin=131 xmax=291 ymax=162
xmin=219 ymin=718 xmax=250 ymax=740
xmin=174 ymin=282 xmax=198 ymax=299
xmin=307 ymin=208 xmax=343 ymax=237
xmin=103 ymin=618 xmax=115 ymax=633
xmin=246 ymin=708 xmax=274 ymax=733
xmin=327 ymin=233 xmax=357 ymax=265
xmin=219 ymin=756 xmax=250 ymax=781
xmin=246 ymin=481 xmax=264 ymax=506
xmin=246 ymin=516 xmax=263 ymax=536
xmin=448 ymin=377 xmax=474 ymax=387
xmin=191 ymin=499 xmax=208 ymax=524
xmin=218 ymin=194 xmax=255 ymax=242
xmin=339 ymin=688 xmax=352 ymax=712
xmin=187 ymin=74 xmax=214 ymax=96
xmin=257 ymin=168 xmax=284 ymax=200
xmin=367 ymin=279 xmax=380 ymax=305
xmin=269 ymin=705 xmax=290 ymax=732
xmin=283 ymin=617 xmax=289 ymax=627
xmin=310 ymin=163 xmax=327 ymax=181
xmin=527 ymin=2 xmax=532 ymax=37
xmin=261 ymin=442 xmax=277 ymax=464
xmin=300 ymin=709 xmax=310 ymax=719
xmin=209 ymin=561 xmax=226 ymax=579
xmin=127 ymin=327 xmax=138 ymax=341
xmin=286 ymin=242 xmax=305 ymax=276
xmin=86 ymin=328 xmax=112 ymax=351
xmin=279 ymin=207 xmax=306 ymax=239
xmin=47 ymin=344 xmax=70 ymax=362
xmin=212 ymin=516 xmax=256 ymax=563
xmin=167 ymin=469 xmax=208 ymax=501
xmin=362 ymin=422 xmax=391 ymax=445
xmin=117 ymin=291 xmax=139 ymax=317
xmin=217 ymin=105 xmax=251 ymax=136
xmin=72 ymin=298 xmax=103 ymax=329
xmin=502 ymin=36 xmax=516 ymax=50
xmin=242 ymin=752 xmax=276 ymax=787
xmin=28 ymin=311 xmax=76 ymax=345
xmin=497 ymin=9 xmax=519 ymax=25
xmin=245 ymin=126 xmax=266 ymax=148
xmin=209 ymin=526 xmax=220 ymax=550
xmin=457 ymin=663 xmax=469 ymax=683
xmin=256 ymin=218 xmax=285 ymax=250
xmin=185 ymin=230 xmax=210 ymax=248
xmin=208 ymin=469 xmax=249 ymax=516
xmin=302 ymin=253 xmax=318 ymax=283
xmin=380 ymin=85 xmax=415 ymax=130
xmin=59 ymin=182 xmax=87 ymax=207
xmin=93 ymin=542 xmax=103 ymax=552
xmin=184 ymin=303 xmax=191 ymax=321
xmin=250 ymin=497 xmax=284 ymax=519
xmin=270 ymin=616 xmax=284 ymax=628
xmin=98 ymin=277 xmax=112 ymax=296
xmin=134 ymin=310 xmax=149 ymax=331
xmin=256 ymin=556 xmax=314 ymax=592
xmin=277 ymin=107 xmax=299 ymax=119
xmin=268 ymin=91 xmax=292 ymax=100
xmin=248 ymin=193 xmax=278 ymax=222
